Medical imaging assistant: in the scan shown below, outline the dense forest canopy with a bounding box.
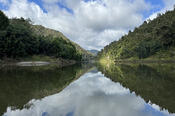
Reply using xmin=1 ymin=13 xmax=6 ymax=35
xmin=98 ymin=8 xmax=175 ymax=61
xmin=0 ymin=10 xmax=84 ymax=61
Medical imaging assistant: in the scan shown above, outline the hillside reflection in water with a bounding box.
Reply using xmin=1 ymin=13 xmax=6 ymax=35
xmin=3 ymin=68 xmax=174 ymax=116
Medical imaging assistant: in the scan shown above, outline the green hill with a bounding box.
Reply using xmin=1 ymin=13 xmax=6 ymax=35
xmin=30 ymin=25 xmax=93 ymax=60
xmin=0 ymin=10 xmax=92 ymax=62
xmin=98 ymin=9 xmax=175 ymax=62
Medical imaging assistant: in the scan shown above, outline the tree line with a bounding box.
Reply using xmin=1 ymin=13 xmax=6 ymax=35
xmin=0 ymin=10 xmax=82 ymax=61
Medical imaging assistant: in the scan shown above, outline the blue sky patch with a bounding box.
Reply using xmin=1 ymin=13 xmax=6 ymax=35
xmin=57 ymin=1 xmax=74 ymax=14
xmin=66 ymin=111 xmax=74 ymax=116
xmin=143 ymin=0 xmax=165 ymax=18
xmin=27 ymin=0 xmax=74 ymax=14
xmin=142 ymin=104 xmax=167 ymax=116
xmin=28 ymin=0 xmax=47 ymax=13
xmin=0 ymin=3 xmax=8 ymax=10
xmin=0 ymin=0 xmax=11 ymax=10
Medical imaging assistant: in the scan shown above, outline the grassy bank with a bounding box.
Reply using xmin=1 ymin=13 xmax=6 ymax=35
xmin=115 ymin=53 xmax=175 ymax=63
xmin=115 ymin=59 xmax=175 ymax=64
xmin=98 ymin=55 xmax=175 ymax=66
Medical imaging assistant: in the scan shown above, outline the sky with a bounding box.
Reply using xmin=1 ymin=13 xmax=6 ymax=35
xmin=0 ymin=0 xmax=175 ymax=50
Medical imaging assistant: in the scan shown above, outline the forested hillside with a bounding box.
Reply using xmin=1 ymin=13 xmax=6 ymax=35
xmin=98 ymin=9 xmax=175 ymax=62
xmin=0 ymin=10 xmax=91 ymax=61
xmin=30 ymin=25 xmax=93 ymax=60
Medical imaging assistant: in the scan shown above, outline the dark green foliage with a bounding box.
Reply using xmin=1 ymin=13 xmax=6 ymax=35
xmin=98 ymin=9 xmax=175 ymax=60
xmin=135 ymin=39 xmax=162 ymax=59
xmin=37 ymin=36 xmax=82 ymax=60
xmin=0 ymin=18 xmax=39 ymax=58
xmin=0 ymin=11 xmax=9 ymax=30
xmin=0 ymin=11 xmax=82 ymax=60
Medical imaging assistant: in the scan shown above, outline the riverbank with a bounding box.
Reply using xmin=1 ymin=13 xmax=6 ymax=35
xmin=0 ymin=55 xmax=76 ymax=67
xmin=97 ymin=56 xmax=175 ymax=66
xmin=115 ymin=59 xmax=175 ymax=64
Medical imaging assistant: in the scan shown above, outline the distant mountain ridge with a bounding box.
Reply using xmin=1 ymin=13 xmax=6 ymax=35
xmin=88 ymin=49 xmax=99 ymax=56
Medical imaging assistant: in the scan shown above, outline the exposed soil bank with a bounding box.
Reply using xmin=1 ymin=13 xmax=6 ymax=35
xmin=16 ymin=61 xmax=50 ymax=66
xmin=0 ymin=56 xmax=76 ymax=67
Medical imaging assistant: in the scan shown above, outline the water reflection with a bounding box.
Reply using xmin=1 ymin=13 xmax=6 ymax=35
xmin=0 ymin=64 xmax=91 ymax=115
xmin=97 ymin=63 xmax=175 ymax=113
xmin=3 ymin=70 xmax=174 ymax=116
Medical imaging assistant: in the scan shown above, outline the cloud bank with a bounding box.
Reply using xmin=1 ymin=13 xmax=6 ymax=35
xmin=0 ymin=0 xmax=174 ymax=50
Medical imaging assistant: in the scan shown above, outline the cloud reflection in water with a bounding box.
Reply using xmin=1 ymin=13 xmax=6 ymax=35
xmin=3 ymin=71 xmax=175 ymax=116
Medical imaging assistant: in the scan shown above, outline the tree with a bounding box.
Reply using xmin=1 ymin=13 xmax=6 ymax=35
xmin=157 ymin=13 xmax=162 ymax=17
xmin=0 ymin=10 xmax=9 ymax=30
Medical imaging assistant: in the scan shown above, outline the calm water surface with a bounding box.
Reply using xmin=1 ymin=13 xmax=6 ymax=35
xmin=0 ymin=63 xmax=175 ymax=116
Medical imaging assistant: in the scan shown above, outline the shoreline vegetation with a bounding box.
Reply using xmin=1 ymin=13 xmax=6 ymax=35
xmin=98 ymin=57 xmax=175 ymax=66
xmin=115 ymin=59 xmax=175 ymax=64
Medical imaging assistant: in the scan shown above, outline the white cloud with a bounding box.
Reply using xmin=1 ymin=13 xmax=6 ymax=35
xmin=4 ymin=0 xmax=46 ymax=21
xmin=163 ymin=0 xmax=175 ymax=9
xmin=2 ymin=0 xmax=152 ymax=50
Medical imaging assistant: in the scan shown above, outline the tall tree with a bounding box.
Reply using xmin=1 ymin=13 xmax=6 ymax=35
xmin=0 ymin=10 xmax=9 ymax=30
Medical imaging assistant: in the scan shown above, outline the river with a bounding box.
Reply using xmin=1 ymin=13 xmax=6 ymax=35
xmin=0 ymin=63 xmax=175 ymax=116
